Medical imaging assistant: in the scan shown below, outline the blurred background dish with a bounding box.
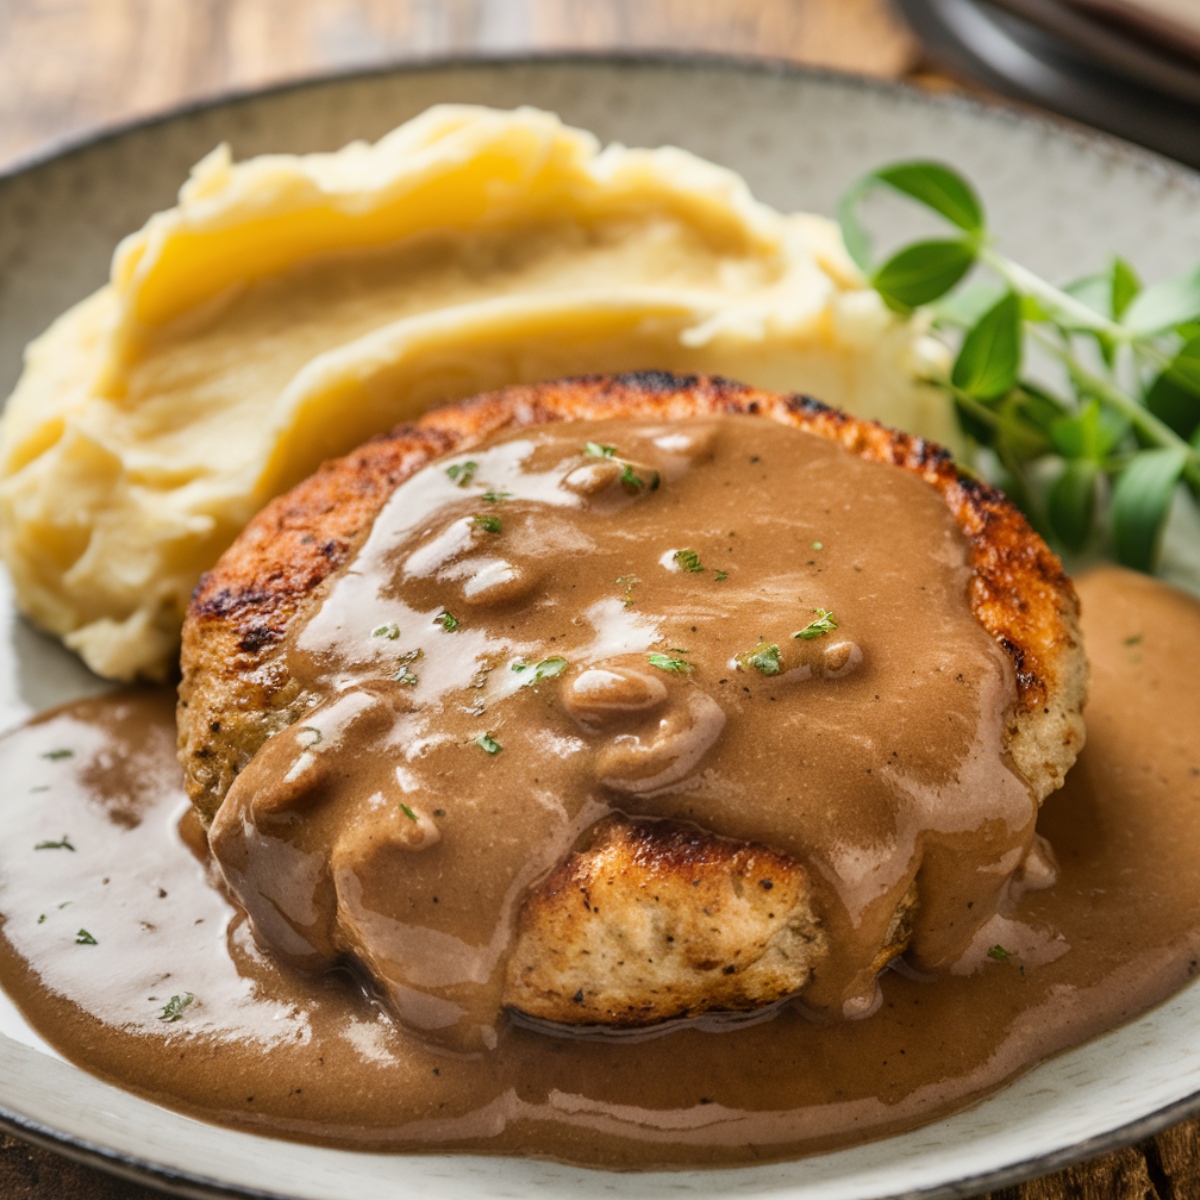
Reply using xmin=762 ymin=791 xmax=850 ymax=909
xmin=897 ymin=0 xmax=1200 ymax=165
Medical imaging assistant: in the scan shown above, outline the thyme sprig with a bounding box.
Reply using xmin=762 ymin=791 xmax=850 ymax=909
xmin=839 ymin=161 xmax=1200 ymax=572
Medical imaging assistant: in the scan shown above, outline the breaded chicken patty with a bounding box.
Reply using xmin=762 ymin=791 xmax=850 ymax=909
xmin=179 ymin=372 xmax=1086 ymax=1028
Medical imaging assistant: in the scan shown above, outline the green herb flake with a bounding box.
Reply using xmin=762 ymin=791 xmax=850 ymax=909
xmin=35 ymin=835 xmax=75 ymax=852
xmin=41 ymin=749 xmax=73 ymax=761
xmin=744 ymin=643 xmax=783 ymax=676
xmin=616 ymin=575 xmax=641 ymax=607
xmin=812 ymin=542 xmax=824 ymax=551
xmin=160 ymin=993 xmax=195 ymax=1022
xmin=372 ymin=622 xmax=400 ymax=640
xmin=584 ymin=442 xmax=618 ymax=459
xmin=1124 ymin=633 xmax=1143 ymax=646
xmin=400 ymin=803 xmax=419 ymax=823
xmin=793 ymin=609 xmax=838 ymax=640
xmin=481 ymin=490 xmax=512 ymax=504
xmin=75 ymin=929 xmax=97 ymax=946
xmin=648 ymin=650 xmax=693 ymax=674
xmin=987 ymin=945 xmax=1012 ymax=962
xmin=619 ymin=462 xmax=660 ymax=493
xmin=512 ymin=656 xmax=569 ymax=686
xmin=296 ymin=726 xmax=322 ymax=749
xmin=435 ymin=610 xmax=460 ymax=632
xmin=473 ymin=514 xmax=502 ymax=534
xmin=476 ymin=733 xmax=502 ymax=755
xmin=395 ymin=670 xmax=419 ymax=686
xmin=673 ymin=548 xmax=705 ymax=574
xmin=714 ymin=569 xmax=729 ymax=582
xmin=445 ymin=461 xmax=478 ymax=487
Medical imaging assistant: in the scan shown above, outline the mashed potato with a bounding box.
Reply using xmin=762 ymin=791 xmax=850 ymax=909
xmin=0 ymin=105 xmax=951 ymax=681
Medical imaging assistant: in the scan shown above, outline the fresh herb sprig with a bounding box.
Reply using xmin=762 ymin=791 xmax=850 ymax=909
xmin=839 ymin=161 xmax=1200 ymax=571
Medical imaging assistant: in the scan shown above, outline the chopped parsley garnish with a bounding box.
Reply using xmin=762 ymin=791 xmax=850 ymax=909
xmin=445 ymin=461 xmax=478 ymax=487
xmin=476 ymin=733 xmax=502 ymax=755
xmin=481 ymin=490 xmax=512 ymax=503
xmin=435 ymin=610 xmax=460 ymax=632
xmin=75 ymin=929 xmax=97 ymax=946
xmin=673 ymin=548 xmax=705 ymax=573
xmin=473 ymin=514 xmax=502 ymax=534
xmin=372 ymin=622 xmax=400 ymax=640
xmin=584 ymin=442 xmax=658 ymax=493
xmin=395 ymin=669 xmax=419 ymax=686
xmin=619 ymin=462 xmax=660 ymax=493
xmin=41 ymin=749 xmax=73 ymax=761
xmin=616 ymin=575 xmax=641 ymax=608
xmin=34 ymin=835 xmax=75 ymax=852
xmin=159 ymin=993 xmax=195 ymax=1022
xmin=793 ymin=609 xmax=838 ymax=640
xmin=744 ymin=643 xmax=783 ymax=676
xmin=714 ymin=569 xmax=729 ymax=582
xmin=296 ymin=726 xmax=322 ymax=748
xmin=648 ymin=650 xmax=693 ymax=674
xmin=987 ymin=945 xmax=1012 ymax=962
xmin=400 ymin=803 xmax=419 ymax=823
xmin=812 ymin=541 xmax=824 ymax=551
xmin=1124 ymin=633 xmax=1143 ymax=646
xmin=512 ymin=656 xmax=569 ymax=686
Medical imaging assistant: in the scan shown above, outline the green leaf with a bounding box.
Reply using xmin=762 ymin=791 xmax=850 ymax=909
xmin=1050 ymin=401 xmax=1122 ymax=461
xmin=872 ymin=162 xmax=986 ymax=234
xmin=648 ymin=650 xmax=693 ymax=674
xmin=1064 ymin=272 xmax=1113 ymax=318
xmin=1145 ymin=335 xmax=1200 ymax=440
xmin=1112 ymin=257 xmax=1142 ymax=319
xmin=951 ymin=291 xmax=1022 ymax=400
xmin=513 ymin=656 xmax=569 ymax=686
xmin=1047 ymin=459 xmax=1099 ymax=552
xmin=931 ymin=280 xmax=1005 ymax=329
xmin=742 ymin=643 xmax=783 ymax=676
xmin=871 ymin=239 xmax=976 ymax=311
xmin=1110 ymin=448 xmax=1189 ymax=571
xmin=1122 ymin=266 xmax=1200 ymax=335
xmin=159 ymin=993 xmax=195 ymax=1022
xmin=793 ymin=609 xmax=839 ymax=640
xmin=475 ymin=733 xmax=502 ymax=755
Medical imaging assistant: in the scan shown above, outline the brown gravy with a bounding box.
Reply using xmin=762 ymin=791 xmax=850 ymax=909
xmin=0 ymin=557 xmax=1197 ymax=1161
xmin=210 ymin=415 xmax=1041 ymax=1047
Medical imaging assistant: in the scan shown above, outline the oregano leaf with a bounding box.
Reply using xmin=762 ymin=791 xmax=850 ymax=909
xmin=951 ymin=290 xmax=1022 ymax=400
xmin=1110 ymin=448 xmax=1188 ymax=571
xmin=871 ymin=239 xmax=976 ymax=311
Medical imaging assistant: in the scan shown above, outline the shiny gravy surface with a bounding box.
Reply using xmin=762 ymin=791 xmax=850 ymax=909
xmin=0 ymin=417 xmax=1196 ymax=1168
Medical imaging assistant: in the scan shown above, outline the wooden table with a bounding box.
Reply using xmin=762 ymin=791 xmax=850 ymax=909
xmin=1 ymin=1 xmax=1199 ymax=1196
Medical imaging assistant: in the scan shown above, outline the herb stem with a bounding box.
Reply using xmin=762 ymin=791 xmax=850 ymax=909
xmin=981 ymin=248 xmax=1127 ymax=340
xmin=1028 ymin=326 xmax=1200 ymax=486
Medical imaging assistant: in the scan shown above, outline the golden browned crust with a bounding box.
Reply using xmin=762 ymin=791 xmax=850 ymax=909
xmin=180 ymin=371 xmax=1085 ymax=828
xmin=504 ymin=816 xmax=827 ymax=1027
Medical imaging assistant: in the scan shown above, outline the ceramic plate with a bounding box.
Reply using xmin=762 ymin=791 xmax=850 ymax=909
xmin=2 ymin=55 xmax=1200 ymax=1200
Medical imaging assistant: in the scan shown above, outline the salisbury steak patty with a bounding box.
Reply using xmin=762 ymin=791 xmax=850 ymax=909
xmin=179 ymin=372 xmax=1085 ymax=1030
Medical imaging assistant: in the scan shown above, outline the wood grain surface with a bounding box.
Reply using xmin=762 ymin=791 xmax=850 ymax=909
xmin=1 ymin=2 xmax=1199 ymax=1198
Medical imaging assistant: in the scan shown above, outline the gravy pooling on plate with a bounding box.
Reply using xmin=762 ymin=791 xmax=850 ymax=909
xmin=0 ymin=567 xmax=1195 ymax=1166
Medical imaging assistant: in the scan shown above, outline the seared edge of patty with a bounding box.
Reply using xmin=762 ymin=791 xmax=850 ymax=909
xmin=180 ymin=371 xmax=1086 ymax=827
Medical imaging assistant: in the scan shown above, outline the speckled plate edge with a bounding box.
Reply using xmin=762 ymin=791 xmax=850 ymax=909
xmin=2 ymin=50 xmax=1200 ymax=1200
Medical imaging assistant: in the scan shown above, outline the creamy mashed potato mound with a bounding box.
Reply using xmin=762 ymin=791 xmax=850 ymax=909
xmin=0 ymin=105 xmax=951 ymax=680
